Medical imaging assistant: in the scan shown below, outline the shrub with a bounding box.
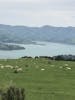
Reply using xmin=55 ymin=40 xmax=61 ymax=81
xmin=1 ymin=86 xmax=25 ymax=100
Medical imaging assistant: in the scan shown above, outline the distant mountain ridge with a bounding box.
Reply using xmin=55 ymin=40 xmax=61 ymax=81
xmin=0 ymin=24 xmax=75 ymax=44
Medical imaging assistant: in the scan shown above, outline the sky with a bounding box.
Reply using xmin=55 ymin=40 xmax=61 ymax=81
xmin=0 ymin=0 xmax=75 ymax=27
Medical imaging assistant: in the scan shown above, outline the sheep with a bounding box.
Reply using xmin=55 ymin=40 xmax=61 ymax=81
xmin=0 ymin=66 xmax=4 ymax=69
xmin=14 ymin=68 xmax=23 ymax=73
xmin=5 ymin=65 xmax=13 ymax=69
xmin=66 ymin=67 xmax=71 ymax=70
xmin=10 ymin=66 xmax=13 ymax=69
xmin=41 ymin=68 xmax=45 ymax=71
xmin=64 ymin=64 xmax=69 ymax=67
xmin=17 ymin=68 xmax=23 ymax=71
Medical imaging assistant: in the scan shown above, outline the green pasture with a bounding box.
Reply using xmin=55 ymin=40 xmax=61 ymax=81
xmin=0 ymin=58 xmax=75 ymax=100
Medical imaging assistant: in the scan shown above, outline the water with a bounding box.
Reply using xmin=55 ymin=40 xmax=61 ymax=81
xmin=0 ymin=41 xmax=75 ymax=59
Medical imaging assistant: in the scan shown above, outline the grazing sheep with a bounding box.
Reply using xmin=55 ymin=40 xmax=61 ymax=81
xmin=66 ymin=67 xmax=71 ymax=70
xmin=14 ymin=68 xmax=23 ymax=73
xmin=17 ymin=68 xmax=23 ymax=72
xmin=10 ymin=66 xmax=13 ymax=69
xmin=64 ymin=64 xmax=69 ymax=67
xmin=0 ymin=66 xmax=4 ymax=69
xmin=41 ymin=68 xmax=45 ymax=71
xmin=5 ymin=65 xmax=13 ymax=69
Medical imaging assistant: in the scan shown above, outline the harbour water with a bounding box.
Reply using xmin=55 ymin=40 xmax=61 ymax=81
xmin=0 ymin=42 xmax=75 ymax=59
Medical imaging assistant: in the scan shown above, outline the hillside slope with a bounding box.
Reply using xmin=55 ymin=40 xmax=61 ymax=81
xmin=0 ymin=24 xmax=75 ymax=44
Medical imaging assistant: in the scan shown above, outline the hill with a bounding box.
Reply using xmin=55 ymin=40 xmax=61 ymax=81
xmin=0 ymin=43 xmax=25 ymax=50
xmin=0 ymin=24 xmax=75 ymax=44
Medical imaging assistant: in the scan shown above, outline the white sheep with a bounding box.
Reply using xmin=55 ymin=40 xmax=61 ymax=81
xmin=64 ymin=64 xmax=69 ymax=67
xmin=41 ymin=68 xmax=45 ymax=71
xmin=0 ymin=65 xmax=4 ymax=69
xmin=14 ymin=68 xmax=23 ymax=73
xmin=17 ymin=68 xmax=23 ymax=72
xmin=5 ymin=65 xmax=13 ymax=69
xmin=66 ymin=67 xmax=71 ymax=70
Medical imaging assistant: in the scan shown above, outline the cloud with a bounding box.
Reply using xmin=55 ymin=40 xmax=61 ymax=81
xmin=0 ymin=0 xmax=75 ymax=26
xmin=0 ymin=0 xmax=75 ymax=12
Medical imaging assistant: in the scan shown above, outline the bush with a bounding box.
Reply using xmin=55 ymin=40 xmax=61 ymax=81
xmin=1 ymin=86 xmax=25 ymax=100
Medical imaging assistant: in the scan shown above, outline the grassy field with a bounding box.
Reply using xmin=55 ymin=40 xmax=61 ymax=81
xmin=0 ymin=58 xmax=75 ymax=100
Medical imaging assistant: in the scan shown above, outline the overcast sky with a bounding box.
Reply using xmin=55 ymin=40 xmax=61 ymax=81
xmin=0 ymin=0 xmax=75 ymax=26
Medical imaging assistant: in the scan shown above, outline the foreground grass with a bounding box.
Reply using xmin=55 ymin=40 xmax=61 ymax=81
xmin=0 ymin=58 xmax=75 ymax=100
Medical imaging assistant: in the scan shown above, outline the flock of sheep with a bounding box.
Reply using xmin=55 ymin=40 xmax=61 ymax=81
xmin=35 ymin=63 xmax=72 ymax=71
xmin=40 ymin=63 xmax=72 ymax=71
xmin=50 ymin=63 xmax=72 ymax=70
xmin=0 ymin=61 xmax=72 ymax=74
xmin=0 ymin=64 xmax=23 ymax=73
